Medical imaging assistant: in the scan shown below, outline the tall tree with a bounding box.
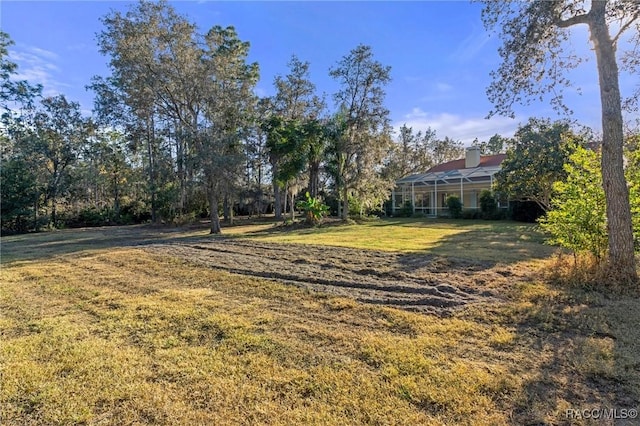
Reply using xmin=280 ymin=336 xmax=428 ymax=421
xmin=1 ymin=155 xmax=38 ymax=233
xmin=383 ymin=124 xmax=444 ymax=182
xmin=476 ymin=134 xmax=510 ymax=155
xmin=270 ymin=55 xmax=324 ymax=219
xmin=243 ymin=97 xmax=272 ymax=217
xmin=273 ymin=55 xmax=323 ymax=121
xmin=83 ymin=128 xmax=135 ymax=219
xmin=301 ymin=118 xmax=328 ymax=199
xmin=329 ymin=44 xmax=393 ymax=219
xmin=429 ymin=136 xmax=464 ymax=165
xmin=0 ymin=31 xmax=42 ymax=233
xmin=263 ymin=116 xmax=305 ymax=220
xmin=96 ymin=0 xmax=196 ymax=223
xmin=199 ymin=25 xmax=258 ymax=233
xmin=481 ymin=0 xmax=639 ymax=283
xmin=25 ymin=95 xmax=89 ymax=227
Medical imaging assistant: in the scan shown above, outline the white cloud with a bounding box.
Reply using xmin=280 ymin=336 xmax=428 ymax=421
xmin=27 ymin=46 xmax=59 ymax=61
xmin=9 ymin=45 xmax=70 ymax=97
xmin=394 ymin=107 xmax=520 ymax=145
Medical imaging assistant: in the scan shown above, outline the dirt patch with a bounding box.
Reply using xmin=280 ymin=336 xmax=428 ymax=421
xmin=147 ymin=237 xmax=527 ymax=315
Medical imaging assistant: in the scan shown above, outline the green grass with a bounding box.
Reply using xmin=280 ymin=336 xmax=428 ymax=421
xmin=2 ymin=218 xmax=552 ymax=265
xmin=228 ymin=218 xmax=554 ymax=264
xmin=1 ymin=219 xmax=638 ymax=425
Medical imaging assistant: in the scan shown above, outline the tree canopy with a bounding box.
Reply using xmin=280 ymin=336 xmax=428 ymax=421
xmin=329 ymin=44 xmax=393 ymax=219
xmin=494 ymin=118 xmax=585 ymax=211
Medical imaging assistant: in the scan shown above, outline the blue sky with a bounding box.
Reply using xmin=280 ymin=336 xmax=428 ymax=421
xmin=2 ymin=1 xmax=635 ymax=144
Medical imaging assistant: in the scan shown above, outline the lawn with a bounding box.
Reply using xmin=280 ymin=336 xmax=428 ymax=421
xmin=231 ymin=218 xmax=554 ymax=264
xmin=1 ymin=218 xmax=639 ymax=425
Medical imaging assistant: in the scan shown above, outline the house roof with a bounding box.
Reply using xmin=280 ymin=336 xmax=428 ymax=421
xmin=395 ymin=154 xmax=507 ymax=186
xmin=426 ymin=154 xmax=506 ymax=173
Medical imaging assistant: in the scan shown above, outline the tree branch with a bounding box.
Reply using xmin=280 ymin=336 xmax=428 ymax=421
xmin=555 ymin=13 xmax=590 ymax=28
xmin=612 ymin=11 xmax=640 ymax=45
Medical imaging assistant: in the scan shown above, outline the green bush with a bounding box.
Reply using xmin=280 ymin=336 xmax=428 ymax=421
xmin=539 ymin=147 xmax=608 ymax=261
xmin=461 ymin=209 xmax=479 ymax=220
xmin=297 ymin=192 xmax=330 ymax=225
xmin=398 ymin=201 xmax=414 ymax=217
xmin=479 ymin=190 xmax=499 ymax=220
xmin=446 ymin=195 xmax=462 ymax=219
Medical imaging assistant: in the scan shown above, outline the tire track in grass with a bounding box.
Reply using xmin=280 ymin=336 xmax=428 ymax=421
xmin=147 ymin=239 xmax=505 ymax=315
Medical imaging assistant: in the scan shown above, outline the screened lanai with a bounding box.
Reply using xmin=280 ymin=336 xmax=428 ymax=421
xmin=391 ymin=150 xmax=506 ymax=216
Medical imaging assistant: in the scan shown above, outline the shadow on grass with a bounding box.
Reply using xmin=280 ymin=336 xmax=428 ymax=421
xmin=452 ymin=255 xmax=640 ymax=425
xmin=0 ymin=224 xmax=209 ymax=264
xmin=2 ymin=217 xmax=555 ymax=268
xmin=500 ymin=285 xmax=640 ymax=425
xmin=421 ymin=224 xmax=553 ymax=266
xmin=3 ymin=219 xmax=637 ymax=424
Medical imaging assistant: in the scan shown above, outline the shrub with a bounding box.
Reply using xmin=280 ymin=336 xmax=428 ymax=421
xmin=509 ymin=200 xmax=545 ymax=223
xmin=63 ymin=207 xmax=109 ymax=228
xmin=446 ymin=195 xmax=462 ymax=218
xmin=461 ymin=209 xmax=479 ymax=220
xmin=296 ymin=192 xmax=330 ymax=225
xmin=538 ymin=147 xmax=608 ymax=262
xmin=398 ymin=201 xmax=414 ymax=217
xmin=479 ymin=190 xmax=499 ymax=219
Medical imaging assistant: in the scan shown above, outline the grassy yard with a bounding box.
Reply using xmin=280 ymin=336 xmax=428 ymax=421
xmin=1 ymin=219 xmax=639 ymax=425
xmin=233 ymin=218 xmax=554 ymax=264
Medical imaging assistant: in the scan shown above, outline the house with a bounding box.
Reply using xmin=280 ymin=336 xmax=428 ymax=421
xmin=391 ymin=147 xmax=507 ymax=216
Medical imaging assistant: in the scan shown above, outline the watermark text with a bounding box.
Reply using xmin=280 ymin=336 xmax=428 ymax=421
xmin=565 ymin=408 xmax=637 ymax=420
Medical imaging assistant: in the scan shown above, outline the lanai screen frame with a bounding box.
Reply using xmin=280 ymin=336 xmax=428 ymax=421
xmin=392 ymin=165 xmax=503 ymax=216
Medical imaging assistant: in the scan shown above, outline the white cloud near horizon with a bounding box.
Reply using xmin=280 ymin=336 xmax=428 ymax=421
xmin=394 ymin=107 xmax=520 ymax=146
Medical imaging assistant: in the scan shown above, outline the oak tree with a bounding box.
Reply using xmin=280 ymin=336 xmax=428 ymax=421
xmin=494 ymin=118 xmax=582 ymax=212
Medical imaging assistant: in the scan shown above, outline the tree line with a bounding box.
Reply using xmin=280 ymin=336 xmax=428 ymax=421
xmin=1 ymin=1 xmax=471 ymax=235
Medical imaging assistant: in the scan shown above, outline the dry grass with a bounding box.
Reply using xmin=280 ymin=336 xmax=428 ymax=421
xmin=1 ymin=250 xmax=515 ymax=425
xmin=1 ymin=221 xmax=639 ymax=425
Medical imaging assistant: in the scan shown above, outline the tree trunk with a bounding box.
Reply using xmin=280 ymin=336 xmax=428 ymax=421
xmin=223 ymin=194 xmax=230 ymax=223
xmin=147 ymin=116 xmax=158 ymax=224
xmin=308 ymin=161 xmax=320 ymax=199
xmin=224 ymin=193 xmax=234 ymax=225
xmin=337 ymin=151 xmax=348 ymax=220
xmin=284 ymin=188 xmax=289 ymax=218
xmin=257 ymin=160 xmax=263 ymax=217
xmin=290 ymin=188 xmax=295 ymax=221
xmin=272 ymin=162 xmax=282 ymax=220
xmin=209 ymin=190 xmax=221 ymax=234
xmin=113 ymin=176 xmax=120 ymax=219
xmin=342 ymin=185 xmax=349 ymax=220
xmin=175 ymin=122 xmax=186 ymax=214
xmin=589 ymin=2 xmax=638 ymax=284
xmin=33 ymin=196 xmax=39 ymax=232
xmin=50 ymin=196 xmax=57 ymax=228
